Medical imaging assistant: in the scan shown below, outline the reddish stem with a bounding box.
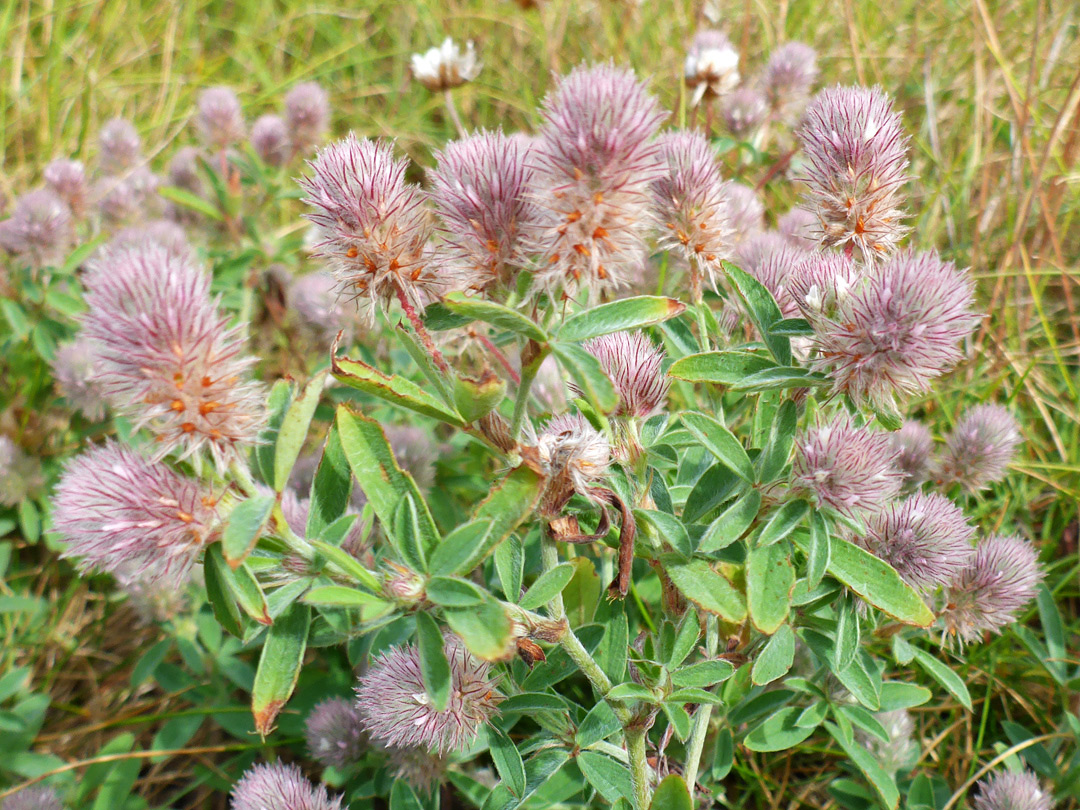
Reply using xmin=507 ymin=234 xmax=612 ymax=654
xmin=395 ymin=286 xmax=451 ymax=377
xmin=474 ymin=331 xmax=521 ymax=385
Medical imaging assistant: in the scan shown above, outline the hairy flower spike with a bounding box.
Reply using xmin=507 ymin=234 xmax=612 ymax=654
xmin=411 ymin=38 xmax=481 ymax=92
xmin=583 ymin=331 xmax=669 ymax=418
xmin=251 ymin=114 xmax=290 ymax=167
xmin=684 ymin=30 xmax=740 ymax=106
xmin=797 ymin=85 xmax=909 ymax=260
xmin=356 ymin=635 xmax=501 ymax=754
xmin=777 ymin=207 xmax=818 ymax=249
xmin=290 ymin=270 xmax=354 ymax=346
xmin=387 ymin=747 xmax=447 ymax=795
xmin=429 ymin=130 xmax=541 ymax=293
xmin=231 ymin=762 xmax=343 ymax=810
xmin=534 ymin=413 xmax=612 ymax=513
xmin=305 ymin=697 xmax=367 ymax=769
xmin=858 ymin=493 xmax=975 ymax=591
xmin=531 ymin=63 xmax=666 ymax=300
xmin=99 ymin=118 xmax=142 ymax=173
xmin=285 ymin=81 xmax=330 ymax=154
xmin=890 ymin=420 xmax=934 ymax=486
xmin=300 ymin=135 xmax=438 ymax=320
xmin=722 ymin=87 xmax=769 ymax=138
xmin=198 ymin=87 xmax=245 ymax=151
xmin=82 ymin=244 xmax=266 ymax=469
xmin=734 ymin=231 xmax=790 ymax=277
xmin=43 ymin=158 xmax=88 ymax=217
xmin=0 ymin=189 xmax=72 ymax=269
xmin=973 ymin=770 xmax=1053 ymax=810
xmin=53 ymin=442 xmax=218 ymax=586
xmin=1 ymin=785 xmax=63 ymax=810
xmin=110 ymin=219 xmax=190 ymax=255
xmin=791 ymin=418 xmax=903 ymax=520
xmin=938 ymin=404 xmax=1021 ymax=491
xmin=51 ymin=340 xmax=108 ymax=421
xmin=762 ymin=42 xmax=819 ymax=123
xmin=942 ymin=534 xmax=1042 ymax=643
xmin=95 ymin=167 xmax=162 ymax=225
xmin=860 ymin=710 xmax=918 ymax=777
xmin=724 ymin=181 xmax=765 ymax=240
xmin=0 ymin=437 xmax=44 ymax=507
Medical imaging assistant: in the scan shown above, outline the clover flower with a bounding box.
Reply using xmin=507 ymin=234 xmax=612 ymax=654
xmin=429 ymin=130 xmax=541 ymax=293
xmin=168 ymin=146 xmax=203 ymax=193
xmin=801 ymin=251 xmax=977 ymax=408
xmin=231 ymin=762 xmax=343 ymax=810
xmin=110 ymin=219 xmax=190 ymax=256
xmin=938 ymin=404 xmax=1021 ymax=491
xmin=300 ymin=135 xmax=438 ymax=320
xmin=890 ymin=420 xmax=934 ymax=486
xmin=762 ymin=42 xmax=819 ymax=123
xmin=251 ymin=114 xmax=290 ymax=167
xmin=651 ymin=130 xmax=733 ymax=299
xmin=0 ymin=189 xmax=72 ymax=269
xmin=1 ymin=785 xmax=63 ymax=810
xmin=860 ymin=710 xmax=918 ymax=776
xmin=532 ymin=412 xmax=612 ymax=516
xmin=289 ymin=270 xmax=353 ymax=346
xmin=305 ymin=697 xmax=367 ymax=769
xmin=788 ymin=251 xmax=861 ymax=318
xmin=583 ymin=331 xmax=669 ymax=418
xmin=797 ymin=86 xmax=910 ymax=260
xmin=724 ymin=181 xmax=765 ymax=240
xmin=411 ymin=38 xmax=481 ymax=92
xmin=858 ymin=493 xmax=974 ymax=591
xmin=684 ymin=30 xmax=740 ymax=106
xmin=777 ymin=207 xmax=817 ymax=249
xmin=198 ymin=86 xmax=245 ymax=150
xmin=530 ymin=63 xmax=666 ymax=300
xmin=747 ymin=242 xmax=807 ymax=318
xmin=0 ymin=437 xmax=44 ymax=507
xmin=82 ymin=244 xmax=266 ymax=469
xmin=43 ymin=158 xmax=88 ymax=217
xmin=722 ymin=87 xmax=769 ymax=138
xmin=95 ymin=166 xmax=162 ymax=224
xmin=98 ymin=118 xmax=142 ymax=173
xmin=973 ymin=770 xmax=1053 ymax=810
xmin=734 ymin=231 xmax=790 ymax=276
xmin=285 ymin=81 xmax=330 ymax=154
xmin=120 ymin=567 xmax=191 ymax=623
xmin=356 ymin=634 xmax=501 ymax=754
xmin=51 ymin=340 xmax=108 ymax=421
xmin=53 ymin=441 xmax=218 ymax=586
xmin=791 ymin=418 xmax=903 ymax=520
xmin=387 ymin=747 xmax=447 ymax=795
xmin=942 ymin=534 xmax=1042 ymax=643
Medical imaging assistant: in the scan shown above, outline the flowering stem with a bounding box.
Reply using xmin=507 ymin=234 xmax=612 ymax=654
xmin=625 ymin=726 xmax=652 ymax=810
xmin=682 ymin=614 xmax=718 ymax=799
xmin=443 ymin=89 xmax=467 ymax=138
xmin=395 ymin=285 xmax=451 ymax=377
xmin=474 ymin=331 xmax=521 ymax=384
xmin=510 ymin=345 xmax=548 ymax=440
xmin=695 ymin=301 xmax=711 ymax=352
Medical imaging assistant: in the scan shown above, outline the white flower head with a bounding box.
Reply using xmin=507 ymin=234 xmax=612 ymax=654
xmin=411 ymin=38 xmax=481 ymax=92
xmin=685 ymin=31 xmax=740 ymax=106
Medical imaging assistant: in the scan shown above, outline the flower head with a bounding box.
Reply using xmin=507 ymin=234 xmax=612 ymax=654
xmin=95 ymin=167 xmax=162 ymax=224
xmin=797 ymin=86 xmax=910 ymax=260
xmin=387 ymin=747 xmax=447 ymax=795
xmin=0 ymin=437 xmax=44 ymax=507
xmin=532 ymin=413 xmax=612 ymax=515
xmin=938 ymin=404 xmax=1020 ymax=491
xmin=198 ymin=86 xmax=245 ymax=150
xmin=788 ymin=250 xmax=861 ymax=317
xmin=942 ymin=534 xmax=1042 ymax=643
xmin=53 ymin=442 xmax=218 ymax=586
xmin=1 ymin=785 xmax=63 ymax=810
xmin=305 ymin=697 xmax=367 ymax=769
xmin=860 ymin=710 xmax=918 ymax=776
xmin=890 ymin=420 xmax=934 ymax=486
xmin=734 ymin=231 xmax=790 ymax=277
xmin=583 ymin=331 xmax=669 ymax=418
xmin=777 ymin=207 xmax=817 ymax=249
xmin=762 ymin=42 xmax=819 ymax=123
xmin=722 ymin=87 xmax=769 ymax=138
xmin=429 ymin=130 xmax=540 ymax=293
xmin=973 ymin=770 xmax=1052 ymax=810
xmin=530 ymin=63 xmax=666 ymax=300
xmin=285 ymin=81 xmax=330 ymax=154
xmin=858 ymin=493 xmax=974 ymax=590
xmin=724 ymin=181 xmax=765 ymax=240
xmin=747 ymin=242 xmax=808 ymax=318
xmin=44 ymin=158 xmax=88 ymax=217
xmin=300 ymin=135 xmax=438 ymax=320
xmin=791 ymin=418 xmax=903 ymax=520
xmin=684 ymin=30 xmax=740 ymax=105
xmin=98 ymin=118 xmax=142 ymax=173
xmin=0 ymin=189 xmax=72 ymax=269
xmin=82 ymin=244 xmax=266 ymax=469
xmin=290 ymin=271 xmax=353 ymax=346
xmin=356 ymin=635 xmax=501 ymax=754
xmin=651 ymin=130 xmax=733 ymax=298
xmin=110 ymin=219 xmax=190 ymax=256
xmin=231 ymin=762 xmax=343 ymax=810
xmin=251 ymin=114 xmax=290 ymax=167
xmin=51 ymin=340 xmax=108 ymax=421
xmin=411 ymin=38 xmax=481 ymax=92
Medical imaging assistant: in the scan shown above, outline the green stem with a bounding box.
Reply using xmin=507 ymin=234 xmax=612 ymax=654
xmin=695 ymin=301 xmax=711 ymax=352
xmin=510 ymin=346 xmax=548 ymax=440
xmin=626 ymin=726 xmax=652 ymax=810
xmin=682 ymin=614 xmax=718 ymax=799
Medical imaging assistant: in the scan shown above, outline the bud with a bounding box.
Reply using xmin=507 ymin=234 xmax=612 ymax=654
xmin=284 ymin=81 xmax=330 ymax=154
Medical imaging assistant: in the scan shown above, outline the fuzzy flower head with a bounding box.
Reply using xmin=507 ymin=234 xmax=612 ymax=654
xmin=532 ymin=413 xmax=612 ymax=516
xmin=724 ymin=182 xmax=765 ymax=241
xmin=198 ymin=86 xmax=245 ymax=150
xmin=797 ymin=86 xmax=910 ymax=260
xmin=684 ymin=30 xmax=740 ymax=105
xmin=0 ymin=189 xmax=72 ymax=269
xmin=778 ymin=207 xmax=818 ymax=249
xmin=95 ymin=167 xmax=162 ymax=225
xmin=973 ymin=770 xmax=1053 ymax=810
xmin=44 ymin=158 xmax=88 ymax=217
xmin=651 ymin=130 xmax=733 ymax=299
xmin=800 ymin=251 xmax=978 ymax=408
xmin=791 ymin=418 xmax=903 ymax=520
xmin=734 ymin=231 xmax=790 ymax=277
xmin=411 ymin=38 xmax=481 ymax=92
xmin=168 ymin=146 xmax=203 ymax=193
xmin=82 ymin=244 xmax=266 ymax=469
xmin=788 ymin=251 xmax=861 ymax=318
xmin=1 ymin=785 xmax=63 ymax=810
xmin=747 ymin=242 xmax=808 ymax=318
xmin=290 ymin=270 xmax=354 ymax=346
xmin=53 ymin=442 xmax=218 ymax=586
xmin=583 ymin=331 xmax=669 ymax=418
xmin=305 ymin=697 xmax=367 ymax=769
xmin=231 ymin=762 xmax=343 ymax=810
xmin=762 ymin=42 xmax=819 ymax=123
xmin=722 ymin=87 xmax=769 ymax=139
xmin=300 ymin=135 xmax=437 ymax=320
xmin=0 ymin=437 xmax=44 ymax=507
xmin=251 ymin=114 xmax=290 ymax=167
xmin=530 ymin=63 xmax=666 ymax=300
xmin=942 ymin=534 xmax=1042 ymax=643
xmin=858 ymin=492 xmax=974 ymax=591
xmin=110 ymin=219 xmax=190 ymax=256
xmin=98 ymin=118 xmax=142 ymax=173
xmin=285 ymin=81 xmax=330 ymax=154
xmin=860 ymin=710 xmax=918 ymax=777
xmin=429 ymin=130 xmax=540 ymax=293
xmin=356 ymin=634 xmax=501 ymax=755
xmin=387 ymin=747 xmax=448 ymax=795
xmin=890 ymin=420 xmax=934 ymax=486
xmin=938 ymin=404 xmax=1020 ymax=491
xmin=52 ymin=340 xmax=108 ymax=421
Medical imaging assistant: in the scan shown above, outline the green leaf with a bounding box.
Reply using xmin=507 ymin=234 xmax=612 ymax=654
xmin=879 ymin=681 xmax=932 ymax=711
xmin=17 ymin=501 xmax=39 ymax=544
xmin=429 ymin=519 xmax=496 ymax=576
xmin=253 ymin=380 xmax=292 ymax=485
xmin=332 ymin=356 xmax=466 ymax=426
xmin=668 ymin=350 xmax=777 ymax=385
xmin=607 ymin=682 xmax=659 ymax=703
xmin=756 ymin=500 xmax=808 ymax=547
xmin=392 ymin=493 xmax=430 ymax=572
xmin=722 ymin=261 xmax=791 ymax=365
xmin=222 ymin=557 xmax=272 ymax=626
xmin=551 ymin=342 xmax=618 ymax=413
xmin=487 ymin=724 xmax=527 ymax=797
xmin=730 ymin=367 xmax=830 ymax=391
xmin=757 ymin=399 xmax=796 ymax=482
xmin=669 ymin=614 xmax=700 ymax=669
xmin=825 ymin=721 xmax=900 ymax=809
xmin=304 ymin=425 xmax=352 ymax=540
xmin=770 ymin=318 xmax=814 ymax=337
xmin=416 ymin=612 xmax=451 ymax=712
xmin=649 ymin=774 xmax=693 ymax=810
xmin=519 ymin=563 xmax=576 ymax=611
xmin=746 ymin=543 xmax=794 ymax=634
xmin=681 ymin=412 xmax=754 ymax=482
xmin=578 ymin=751 xmax=634 ymax=804
xmin=445 ymin=594 xmax=512 ymax=661
xmin=558 ymin=296 xmax=686 ymax=342
xmin=667 ymin=687 xmax=724 ymax=705
xmin=661 ymin=555 xmax=746 ymax=622
xmin=251 ymin=603 xmax=310 ymax=736
xmin=426 ymin=576 xmax=487 ymax=607
xmin=389 ymin=779 xmax=424 ymax=810
xmin=0 ymin=300 xmax=30 ymax=340
xmin=443 ymin=291 xmax=549 ymax=342
xmin=222 ymin=493 xmax=275 ymax=568
xmin=309 ymin=538 xmax=381 ymax=592
xmin=635 ymin=509 xmax=692 ymax=558
xmin=576 ymin=699 xmax=622 ymax=747
xmin=671 ymin=659 xmax=735 ymax=689
xmin=499 ymin=693 xmax=569 ymax=714
xmin=461 ymin=464 xmax=546 ymax=571
xmin=834 ymin=653 xmax=881 ymax=711
xmin=821 ymin=536 xmax=934 ymax=627
xmin=909 ymin=646 xmax=972 ymax=710
xmin=204 ymin=547 xmax=243 ymax=637
xmin=494 ymin=533 xmax=524 ymax=601
xmin=806 ymin=511 xmax=830 ymax=590
xmin=273 ymin=371 xmax=327 ymax=491
xmin=303 ymin=586 xmax=390 ymax=620
xmin=699 ymin=491 xmax=760 ymax=553
xmin=158 ymin=185 xmax=223 ymax=220
xmin=752 ymin=623 xmax=795 ymax=685
xmin=1037 ymin=585 xmax=1067 ymax=680
xmin=663 ymin=701 xmax=692 ymax=740
xmin=834 ymin=596 xmax=860 ymax=672
xmin=744 ymin=706 xmax=817 ymax=752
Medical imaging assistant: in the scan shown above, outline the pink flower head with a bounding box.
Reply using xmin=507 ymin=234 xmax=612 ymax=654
xmin=762 ymin=42 xmax=819 ymax=123
xmin=0 ymin=189 xmax=72 ymax=269
xmin=43 ymin=158 xmax=88 ymax=217
xmin=890 ymin=420 xmax=934 ymax=485
xmin=973 ymin=770 xmax=1052 ymax=810
xmin=777 ymin=207 xmax=817 ymax=249
xmin=168 ymin=146 xmax=203 ymax=193
xmin=82 ymin=244 xmax=266 ymax=469
xmin=797 ymin=85 xmax=909 ymax=260
xmin=95 ymin=167 xmax=162 ymax=225
xmin=531 ymin=63 xmax=666 ymax=300
xmin=1 ymin=785 xmax=63 ymax=810
xmin=429 ymin=130 xmax=541 ymax=293
xmin=938 ymin=404 xmax=1020 ymax=491
xmin=290 ymin=270 xmax=353 ymax=346
xmin=198 ymin=86 xmax=245 ymax=150
xmin=98 ymin=118 xmax=142 ymax=173
xmin=231 ymin=762 xmax=343 ymax=810
xmin=859 ymin=710 xmax=918 ymax=777
xmin=734 ymin=231 xmax=791 ymax=277
xmin=53 ymin=442 xmax=218 ymax=586
xmin=251 ymin=114 xmax=290 ymax=167
xmin=723 ymin=181 xmax=765 ymax=241
xmin=51 ymin=340 xmax=108 ymax=421
xmin=305 ymin=697 xmax=367 ymax=769
xmin=583 ymin=331 xmax=669 ymax=418
xmin=285 ymin=81 xmax=330 ymax=154
xmin=110 ymin=219 xmax=190 ymax=256
xmin=788 ymin=250 xmax=861 ymax=319
xmin=722 ymin=87 xmax=769 ymax=138
xmin=356 ymin=634 xmax=501 ymax=754
xmin=300 ymin=135 xmax=438 ymax=320
xmin=684 ymin=30 xmax=740 ymax=105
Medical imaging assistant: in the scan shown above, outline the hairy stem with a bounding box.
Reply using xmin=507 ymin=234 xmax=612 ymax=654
xmin=626 ymin=726 xmax=652 ymax=810
xmin=683 ymin=614 xmax=719 ymax=798
xmin=395 ymin=285 xmax=451 ymax=376
xmin=695 ymin=301 xmax=711 ymax=352
xmin=443 ymin=89 xmax=467 ymax=138
xmin=510 ymin=346 xmax=547 ymax=440
xmin=474 ymin=330 xmax=521 ymax=384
